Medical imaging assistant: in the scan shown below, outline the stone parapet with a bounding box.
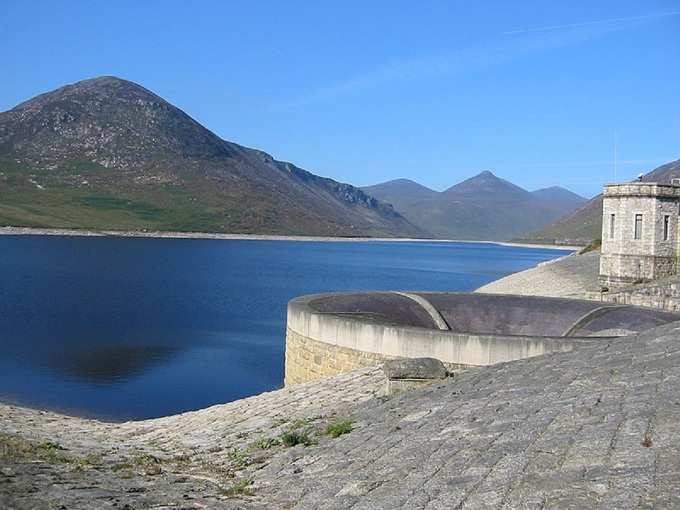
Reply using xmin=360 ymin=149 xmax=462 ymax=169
xmin=603 ymin=182 xmax=680 ymax=198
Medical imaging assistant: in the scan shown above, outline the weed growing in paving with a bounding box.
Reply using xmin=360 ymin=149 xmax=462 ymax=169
xmin=0 ymin=434 xmax=105 ymax=469
xmin=279 ymin=430 xmax=315 ymax=447
xmin=253 ymin=437 xmax=281 ymax=450
xmin=228 ymin=448 xmax=252 ymax=468
xmin=73 ymin=452 xmax=103 ymax=471
xmin=326 ymin=420 xmax=353 ymax=438
xmin=130 ymin=453 xmax=163 ymax=475
xmin=222 ymin=479 xmax=254 ymax=498
xmin=36 ymin=441 xmax=69 ymax=463
xmin=288 ymin=417 xmax=315 ymax=430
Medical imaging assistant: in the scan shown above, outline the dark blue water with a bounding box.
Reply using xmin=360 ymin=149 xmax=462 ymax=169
xmin=0 ymin=236 xmax=571 ymax=420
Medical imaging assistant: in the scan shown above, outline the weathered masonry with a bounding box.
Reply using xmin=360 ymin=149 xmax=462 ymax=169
xmin=600 ymin=182 xmax=680 ymax=288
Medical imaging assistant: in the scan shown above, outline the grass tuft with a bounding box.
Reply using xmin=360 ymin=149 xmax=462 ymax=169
xmin=279 ymin=430 xmax=315 ymax=448
xmin=325 ymin=420 xmax=353 ymax=438
xmin=252 ymin=437 xmax=281 ymax=450
xmin=222 ymin=478 xmax=254 ymax=498
xmin=228 ymin=448 xmax=252 ymax=468
xmin=579 ymin=239 xmax=601 ymax=254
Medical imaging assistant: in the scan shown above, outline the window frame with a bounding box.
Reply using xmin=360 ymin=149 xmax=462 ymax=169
xmin=634 ymin=213 xmax=643 ymax=240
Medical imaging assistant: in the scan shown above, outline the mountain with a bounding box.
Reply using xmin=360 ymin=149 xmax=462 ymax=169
xmin=642 ymin=158 xmax=680 ymax=182
xmin=528 ymin=159 xmax=680 ymax=244
xmin=444 ymin=170 xmax=527 ymax=197
xmin=363 ymin=171 xmax=586 ymax=241
xmin=0 ymin=76 xmax=424 ymax=237
xmin=362 ymin=179 xmax=438 ymax=202
xmin=531 ymin=186 xmax=588 ymax=214
xmin=524 ymin=196 xmax=603 ymax=244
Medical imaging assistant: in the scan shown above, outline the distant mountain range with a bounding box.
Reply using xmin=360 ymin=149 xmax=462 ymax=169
xmin=0 ymin=76 xmax=424 ymax=237
xmin=527 ymin=159 xmax=680 ymax=244
xmin=363 ymin=172 xmax=587 ymax=240
xmin=3 ymin=75 xmax=636 ymax=243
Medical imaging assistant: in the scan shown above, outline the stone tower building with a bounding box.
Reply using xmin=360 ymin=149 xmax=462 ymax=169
xmin=599 ymin=182 xmax=680 ymax=288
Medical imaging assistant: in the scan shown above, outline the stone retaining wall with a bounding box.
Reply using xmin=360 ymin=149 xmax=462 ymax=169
xmin=285 ymin=327 xmax=470 ymax=385
xmin=599 ymin=278 xmax=680 ymax=312
xmin=284 ymin=328 xmax=394 ymax=385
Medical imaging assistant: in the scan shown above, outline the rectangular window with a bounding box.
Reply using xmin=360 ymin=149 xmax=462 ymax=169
xmin=634 ymin=214 xmax=643 ymax=240
xmin=664 ymin=215 xmax=670 ymax=241
xmin=609 ymin=214 xmax=616 ymax=239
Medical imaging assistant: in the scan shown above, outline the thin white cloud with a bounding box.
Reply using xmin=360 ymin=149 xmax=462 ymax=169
xmin=278 ymin=30 xmax=597 ymax=110
xmin=503 ymin=11 xmax=680 ymax=35
xmin=277 ymin=11 xmax=677 ymax=111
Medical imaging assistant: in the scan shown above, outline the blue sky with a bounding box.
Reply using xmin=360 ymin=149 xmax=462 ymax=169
xmin=1 ymin=1 xmax=678 ymax=197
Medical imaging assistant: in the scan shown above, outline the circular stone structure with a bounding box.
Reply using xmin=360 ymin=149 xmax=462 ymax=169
xmin=284 ymin=292 xmax=680 ymax=385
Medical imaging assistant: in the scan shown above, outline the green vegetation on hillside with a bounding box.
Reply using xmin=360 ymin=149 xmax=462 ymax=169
xmin=579 ymin=239 xmax=601 ymax=254
xmin=0 ymin=165 xmax=227 ymax=232
xmin=0 ymin=76 xmax=423 ymax=238
xmin=0 ymin=157 xmax=365 ymax=235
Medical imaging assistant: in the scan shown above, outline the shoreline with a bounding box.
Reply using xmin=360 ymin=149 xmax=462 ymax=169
xmin=476 ymin=250 xmax=600 ymax=298
xmin=0 ymin=226 xmax=581 ymax=251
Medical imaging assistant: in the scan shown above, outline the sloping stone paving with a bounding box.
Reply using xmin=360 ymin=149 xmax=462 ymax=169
xmin=476 ymin=251 xmax=600 ymax=298
xmin=2 ymin=320 xmax=680 ymax=509
xmin=255 ymin=321 xmax=680 ymax=509
xmin=0 ymin=367 xmax=386 ymax=509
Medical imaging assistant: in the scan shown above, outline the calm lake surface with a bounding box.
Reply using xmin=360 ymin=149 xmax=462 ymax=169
xmin=0 ymin=236 xmax=571 ymax=420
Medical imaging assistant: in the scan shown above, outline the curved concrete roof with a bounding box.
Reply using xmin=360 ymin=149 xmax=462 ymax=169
xmin=306 ymin=292 xmax=679 ymax=338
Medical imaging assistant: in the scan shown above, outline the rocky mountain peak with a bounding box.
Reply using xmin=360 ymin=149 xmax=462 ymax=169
xmin=0 ymin=76 xmax=233 ymax=168
xmin=445 ymin=170 xmax=528 ymax=197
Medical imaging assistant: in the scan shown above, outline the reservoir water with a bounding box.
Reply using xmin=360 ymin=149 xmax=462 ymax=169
xmin=0 ymin=235 xmax=571 ymax=420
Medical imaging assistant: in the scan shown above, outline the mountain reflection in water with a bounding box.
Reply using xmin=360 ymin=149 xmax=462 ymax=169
xmin=45 ymin=344 xmax=178 ymax=385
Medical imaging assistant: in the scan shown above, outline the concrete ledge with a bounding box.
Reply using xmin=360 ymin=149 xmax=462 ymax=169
xmin=289 ymin=295 xmax=581 ymax=365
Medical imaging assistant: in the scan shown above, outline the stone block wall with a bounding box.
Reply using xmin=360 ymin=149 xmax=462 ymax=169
xmin=600 ymin=254 xmax=677 ymax=286
xmin=599 ymin=278 xmax=680 ymax=312
xmin=284 ymin=327 xmax=469 ymax=386
xmin=284 ymin=328 xmax=394 ymax=385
